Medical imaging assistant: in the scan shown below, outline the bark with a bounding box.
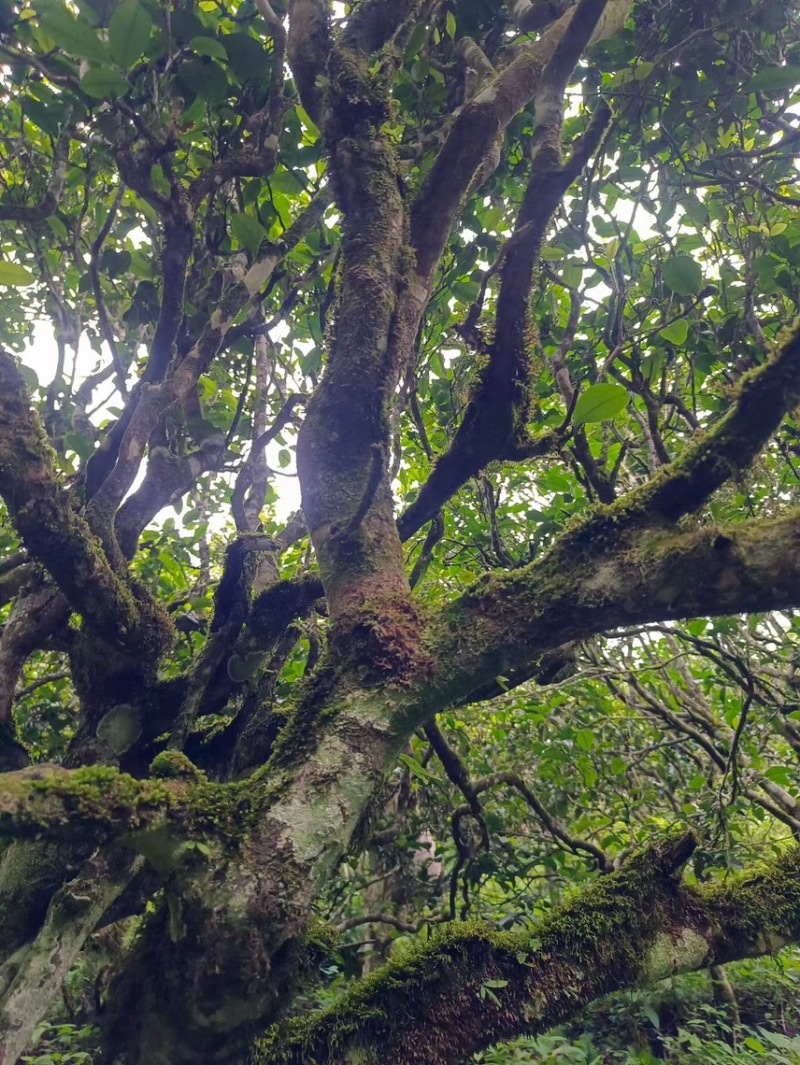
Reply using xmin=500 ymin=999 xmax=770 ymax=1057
xmin=253 ymin=833 xmax=800 ymax=1064
xmin=0 ymin=850 xmax=139 ymax=1065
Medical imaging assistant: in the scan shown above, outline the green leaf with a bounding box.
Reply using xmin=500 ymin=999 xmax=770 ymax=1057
xmin=743 ymin=66 xmax=800 ymax=93
xmin=397 ymin=753 xmax=437 ymax=784
xmin=658 ymin=318 xmax=690 ymax=345
xmin=229 ymin=212 xmax=267 ymax=254
xmin=573 ymin=383 xmax=628 ymax=425
xmin=224 ymin=32 xmax=270 ymax=80
xmin=33 ymin=0 xmax=110 ymax=63
xmin=0 ymin=261 xmax=35 ymax=286
xmin=445 ymin=10 xmax=456 ymax=37
xmin=17 ymin=364 xmax=40 ymax=391
xmin=662 ymin=255 xmax=703 ymax=296
xmin=743 ymin=1035 xmax=766 ymax=1054
xmin=188 ymin=36 xmax=228 ymax=61
xmin=227 ymin=652 xmax=267 ymax=682
xmin=764 ymin=766 xmax=794 ymax=786
xmin=643 ymin=1005 xmax=661 ymax=1030
xmin=404 ymin=22 xmax=427 ymax=61
xmin=177 ymin=58 xmax=230 ymax=103
xmin=64 ymin=430 xmax=96 ymax=460
xmin=24 ymin=98 xmax=63 ymax=136
xmin=80 ymin=65 xmax=130 ymax=98
xmin=575 ymin=728 xmax=594 ymax=751
xmin=108 ymin=0 xmax=152 ymax=69
xmin=96 ymin=703 xmax=142 ymax=755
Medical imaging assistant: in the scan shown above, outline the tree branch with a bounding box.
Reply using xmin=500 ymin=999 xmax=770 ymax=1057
xmin=287 ymin=0 xmax=333 ymax=128
xmin=425 ymin=512 xmax=800 ymax=714
xmin=254 ymin=833 xmax=800 ymax=1065
xmin=341 ymin=0 xmax=422 ymax=54
xmin=0 ymin=353 xmax=171 ymax=660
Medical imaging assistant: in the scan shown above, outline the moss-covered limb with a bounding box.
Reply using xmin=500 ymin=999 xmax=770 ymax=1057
xmin=0 ymin=353 xmax=172 ymax=662
xmin=252 ymin=836 xmax=800 ymax=1065
xmin=574 ymin=322 xmax=800 ymax=543
xmin=0 ymin=764 xmax=256 ymax=846
xmin=0 ymin=848 xmax=139 ymax=1065
xmin=95 ymin=676 xmax=414 ymax=1064
xmin=422 ymin=512 xmax=800 ymax=717
xmin=295 ymin=45 xmax=421 ymax=674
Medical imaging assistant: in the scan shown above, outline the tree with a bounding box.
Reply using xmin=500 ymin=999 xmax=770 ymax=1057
xmin=0 ymin=0 xmax=800 ymax=1061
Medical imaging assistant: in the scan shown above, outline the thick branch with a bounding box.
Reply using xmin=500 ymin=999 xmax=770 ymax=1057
xmin=0 ymin=763 xmax=258 ymax=851
xmin=254 ymin=834 xmax=800 ymax=1064
xmin=425 ymin=512 xmax=800 ymax=712
xmin=287 ymin=0 xmax=333 ymax=127
xmin=0 ymin=353 xmax=171 ymax=659
xmin=0 ymin=850 xmax=139 ymax=1065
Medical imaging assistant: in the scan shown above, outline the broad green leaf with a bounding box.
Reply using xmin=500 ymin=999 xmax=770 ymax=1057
xmin=222 ymin=32 xmax=270 ymax=80
xmin=177 ymin=58 xmax=230 ymax=103
xmin=81 ymin=66 xmax=130 ymax=98
xmin=23 ymin=98 xmax=62 ymax=135
xmin=744 ymin=66 xmax=800 ymax=93
xmin=0 ymin=261 xmax=35 ymax=286
xmin=108 ymin=0 xmax=152 ymax=69
xmin=764 ymin=766 xmax=794 ymax=786
xmin=662 ymin=254 xmax=703 ymax=296
xmin=96 ymin=703 xmax=142 ymax=755
xmin=33 ymin=0 xmax=110 ymax=63
xmin=63 ymin=431 xmax=96 ymax=460
xmin=230 ymin=213 xmax=267 ymax=254
xmin=742 ymin=1035 xmax=766 ymax=1054
xmin=575 ymin=729 xmax=594 ymax=751
xmin=404 ymin=22 xmax=427 ymax=60
xmin=445 ymin=10 xmax=456 ymax=37
xmin=16 ymin=364 xmax=40 ymax=391
xmin=189 ymin=36 xmax=228 ymax=61
xmin=658 ymin=318 xmax=689 ymax=345
xmin=573 ymin=383 xmax=628 ymax=425
xmin=227 ymin=652 xmax=266 ymax=682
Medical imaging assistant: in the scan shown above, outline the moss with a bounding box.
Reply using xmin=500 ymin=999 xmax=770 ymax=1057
xmin=2 ymin=764 xmax=263 ymax=851
xmin=252 ymin=833 xmax=698 ymax=1065
xmin=150 ymin=750 xmax=206 ymax=781
xmin=698 ymin=846 xmax=800 ymax=949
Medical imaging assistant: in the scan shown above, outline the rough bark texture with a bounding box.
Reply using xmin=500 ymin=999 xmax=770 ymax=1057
xmin=253 ymin=834 xmax=800 ymax=1064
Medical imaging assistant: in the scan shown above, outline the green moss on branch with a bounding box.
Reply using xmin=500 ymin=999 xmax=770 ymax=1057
xmin=253 ymin=834 xmax=800 ymax=1065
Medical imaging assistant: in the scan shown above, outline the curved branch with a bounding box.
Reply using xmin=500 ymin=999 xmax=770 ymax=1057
xmin=0 ymin=353 xmax=171 ymax=659
xmin=424 ymin=512 xmax=800 ymax=714
xmin=254 ymin=833 xmax=800 ymax=1065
